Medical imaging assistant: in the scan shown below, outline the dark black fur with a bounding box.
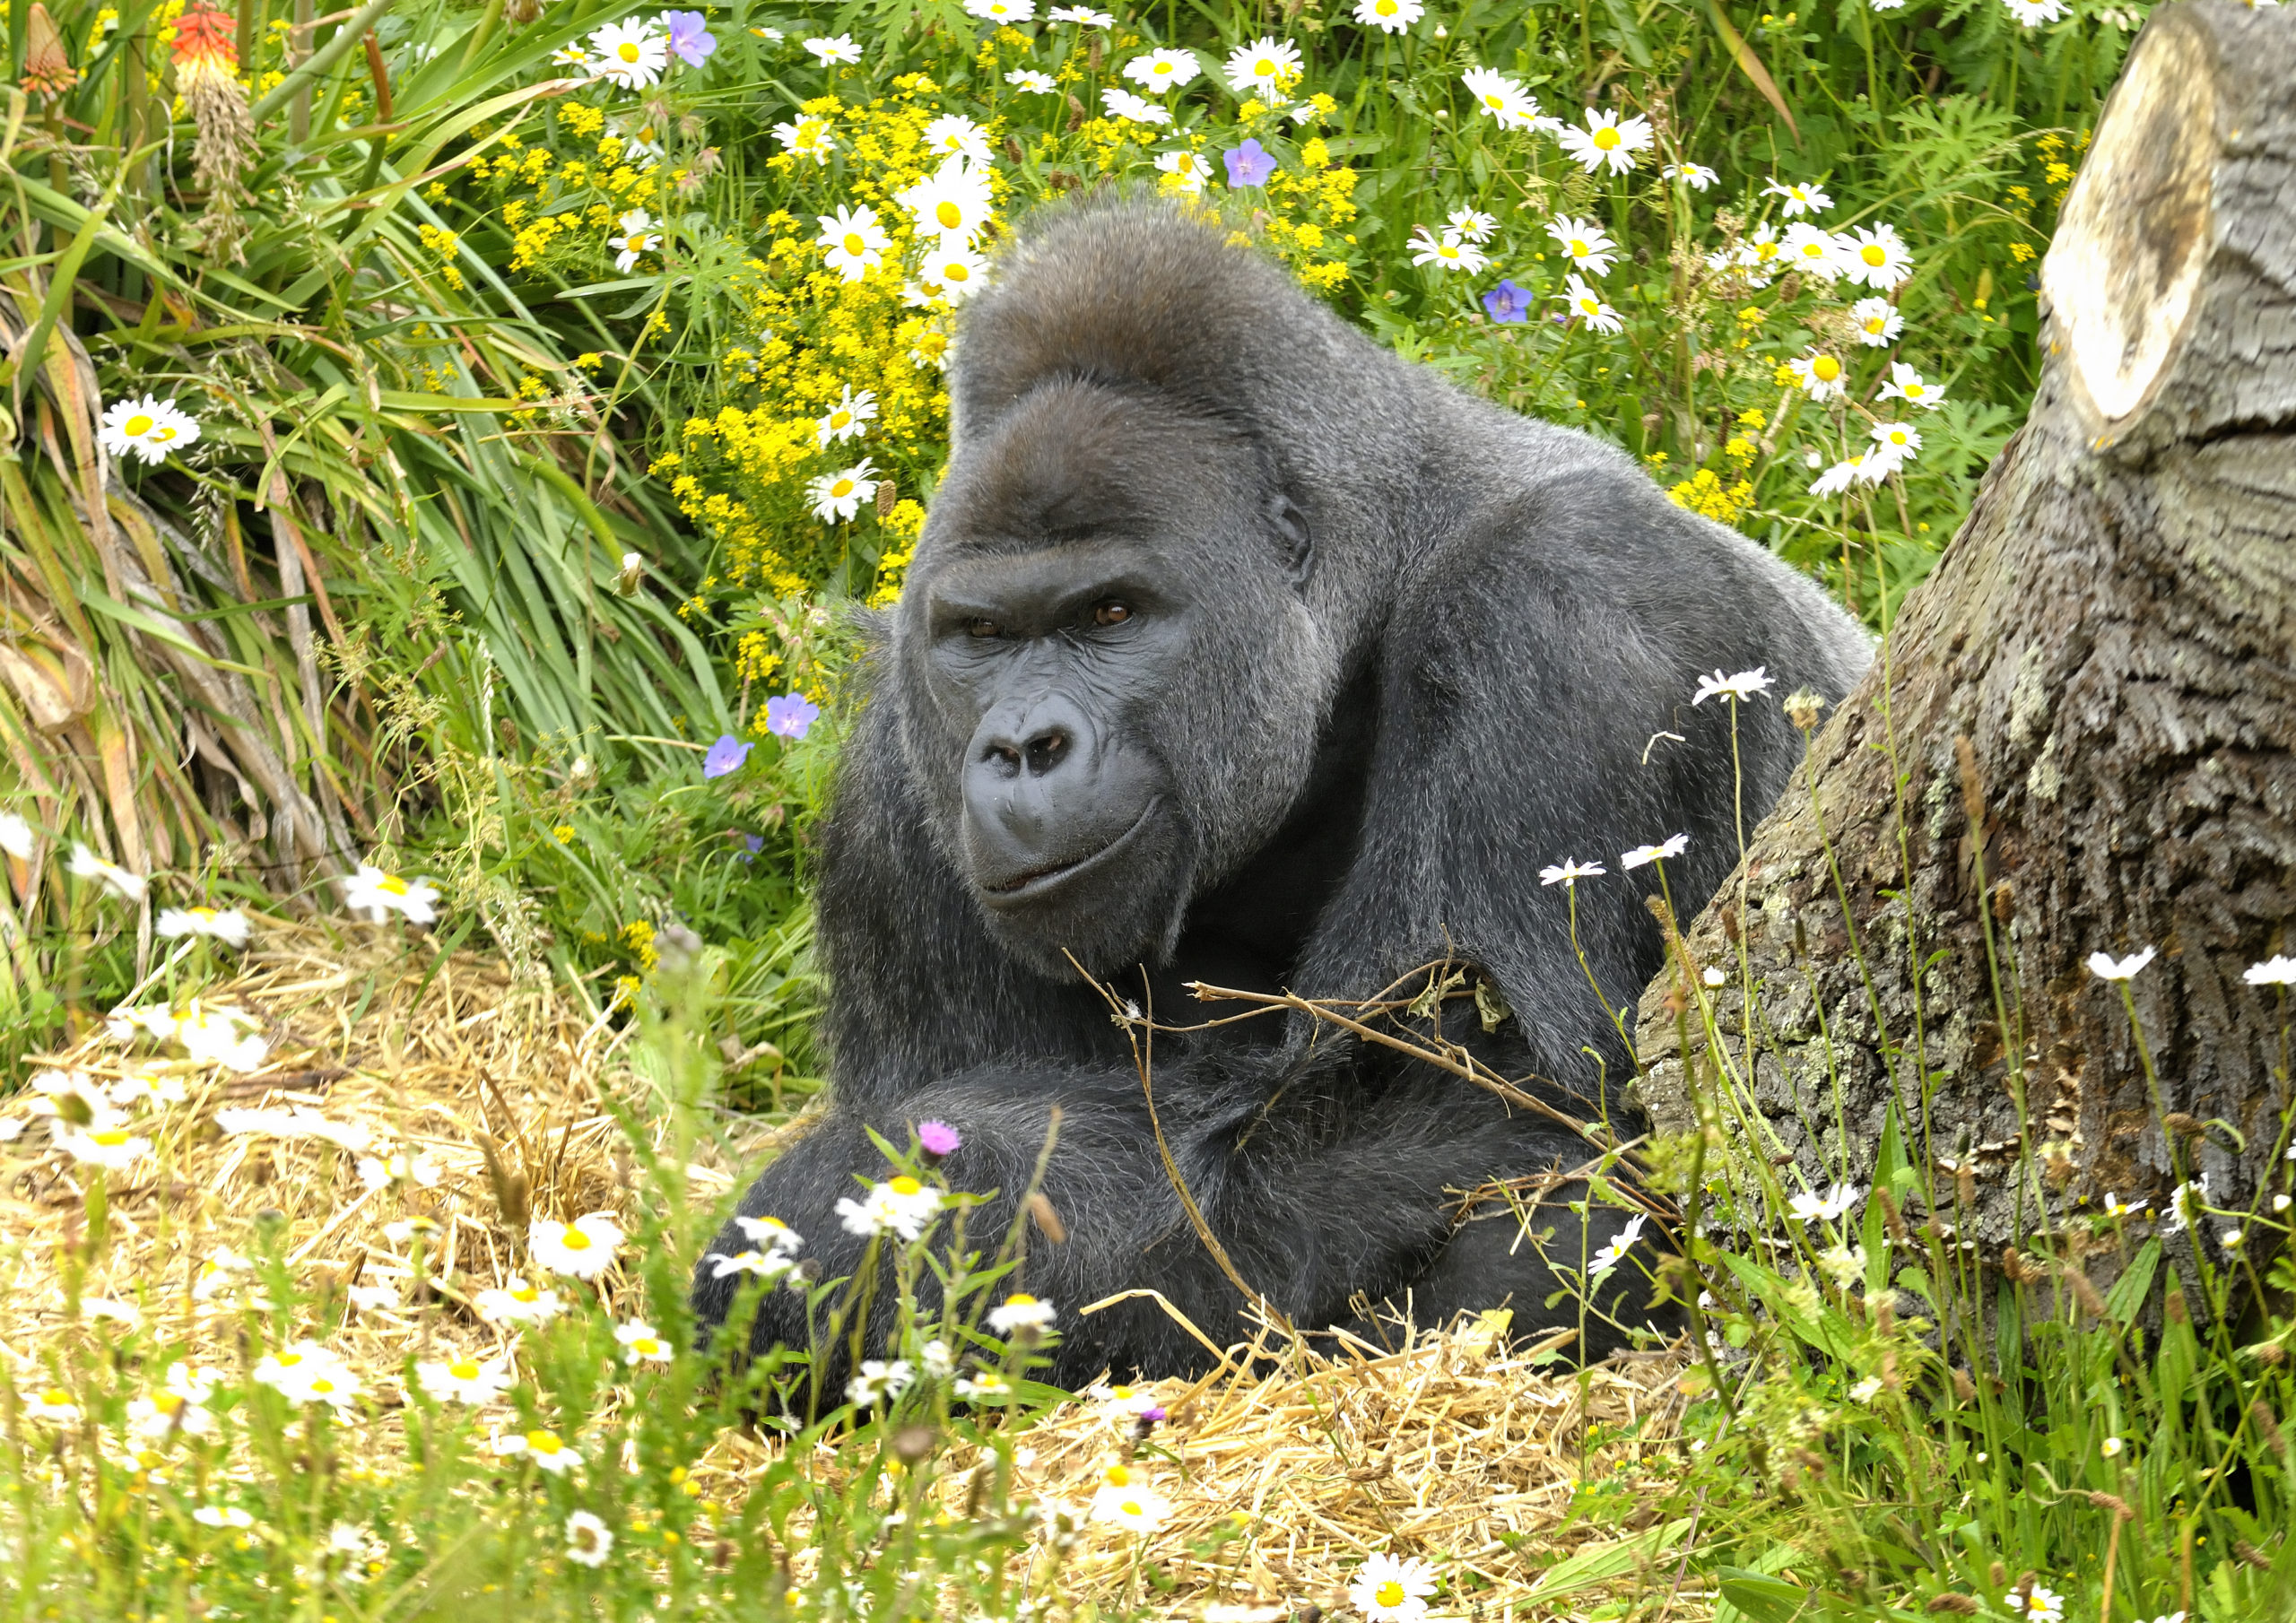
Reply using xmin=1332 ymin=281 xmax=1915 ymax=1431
xmin=693 ymin=198 xmax=1870 ymax=1388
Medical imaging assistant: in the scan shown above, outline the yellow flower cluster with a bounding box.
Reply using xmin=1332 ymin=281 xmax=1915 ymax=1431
xmin=665 ymin=82 xmax=966 ymax=605
xmin=1669 ymin=467 xmax=1757 ymax=524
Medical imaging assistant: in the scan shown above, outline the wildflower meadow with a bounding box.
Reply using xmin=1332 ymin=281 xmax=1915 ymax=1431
xmin=2 ymin=0 xmax=2292 ymax=1615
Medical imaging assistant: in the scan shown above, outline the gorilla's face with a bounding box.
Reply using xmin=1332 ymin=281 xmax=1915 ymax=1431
xmin=898 ymin=382 xmax=1335 ymax=978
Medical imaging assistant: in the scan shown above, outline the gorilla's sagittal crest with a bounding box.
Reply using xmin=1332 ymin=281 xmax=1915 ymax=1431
xmin=696 ymin=196 xmax=1872 ymax=1394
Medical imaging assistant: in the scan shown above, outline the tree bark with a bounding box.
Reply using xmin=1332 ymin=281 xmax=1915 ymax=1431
xmin=1631 ymin=0 xmax=2296 ymax=1293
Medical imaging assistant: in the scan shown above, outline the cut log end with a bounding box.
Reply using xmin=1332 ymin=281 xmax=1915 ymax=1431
xmin=2040 ymin=11 xmax=2217 ymax=431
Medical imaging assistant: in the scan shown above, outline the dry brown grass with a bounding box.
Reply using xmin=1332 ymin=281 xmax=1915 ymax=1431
xmin=3 ymin=923 xmax=1698 ymax=1619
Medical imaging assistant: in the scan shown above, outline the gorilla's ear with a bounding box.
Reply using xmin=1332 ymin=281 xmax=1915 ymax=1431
xmin=1272 ymin=493 xmax=1315 ymax=593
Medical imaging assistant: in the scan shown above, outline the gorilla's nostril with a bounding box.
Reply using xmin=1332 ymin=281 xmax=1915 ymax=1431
xmin=985 ymin=742 xmax=1022 ymax=776
xmin=1023 ymin=729 xmax=1071 ymax=775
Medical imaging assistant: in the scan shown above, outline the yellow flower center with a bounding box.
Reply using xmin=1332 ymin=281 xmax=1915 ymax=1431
xmin=1120 ymin=1498 xmax=1144 ymax=1516
xmin=379 ymin=874 xmax=408 ymax=895
xmin=40 ymin=1389 xmax=68 ymax=1405
xmin=1865 ymin=317 xmax=1885 ymax=333
xmin=1578 ymin=299 xmax=1598 ymax=313
xmin=277 ymin=1352 xmax=304 ymax=1367
xmin=1906 ymin=382 xmax=1926 ymax=397
xmin=617 ymin=40 xmax=640 ymax=62
xmin=1593 ymin=126 xmax=1620 ymax=149
xmin=636 ymin=1339 xmax=660 ymax=1354
xmin=890 ymin=1176 xmax=923 ymax=1196
xmin=189 ymin=907 xmax=215 ymax=920
xmin=1376 ymin=0 xmax=1397 ymax=13
xmin=92 ymin=1130 xmax=129 ymax=1147
xmin=935 ymin=200 xmax=963 ymax=230
xmin=561 ymin=1228 xmax=593 ymax=1250
xmin=1755 ymin=242 xmax=1779 ymax=261
xmin=842 ymin=232 xmax=865 ymax=256
xmin=1256 ymin=56 xmax=1274 ymax=73
xmin=1813 ymin=356 xmax=1841 ymax=381
xmin=449 ymin=1359 xmax=481 ymax=1380
xmin=125 ymin=413 xmax=154 ymax=437
xmin=1106 ymin=1464 xmax=1132 ymax=1486
xmin=1151 ymin=62 xmax=1170 ymax=74
xmin=529 ymin=1431 xmax=561 ymax=1454
xmin=1007 ymin=1291 xmax=1037 ymax=1305
xmin=1376 ymin=1582 xmax=1406 ymax=1608
xmin=513 ymin=1287 xmax=539 ymax=1303
xmin=152 ymin=426 xmax=178 ymax=442
xmin=831 ymin=479 xmax=857 ymax=499
xmin=310 ymin=1377 xmax=335 ymax=1394
xmin=1482 ymin=93 xmax=1502 ymax=108
xmin=831 ymin=411 xmax=852 ymax=429
xmin=1863 ymin=244 xmax=1886 ymax=265
xmin=1569 ymin=238 xmax=1588 ymax=256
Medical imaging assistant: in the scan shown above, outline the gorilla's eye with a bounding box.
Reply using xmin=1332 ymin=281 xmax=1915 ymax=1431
xmin=965 ymin=618 xmax=1003 ymax=638
xmin=1092 ymin=601 xmax=1133 ymax=627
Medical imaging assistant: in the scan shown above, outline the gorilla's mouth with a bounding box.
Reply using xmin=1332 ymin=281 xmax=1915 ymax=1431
xmin=978 ymin=798 xmax=1161 ymax=907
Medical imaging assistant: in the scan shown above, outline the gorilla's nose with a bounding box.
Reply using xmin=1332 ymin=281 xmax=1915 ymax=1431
xmin=961 ymin=698 xmax=1154 ymax=898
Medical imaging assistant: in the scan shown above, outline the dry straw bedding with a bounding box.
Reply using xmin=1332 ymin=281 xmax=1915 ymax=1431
xmin=2 ymin=923 xmax=1700 ymax=1618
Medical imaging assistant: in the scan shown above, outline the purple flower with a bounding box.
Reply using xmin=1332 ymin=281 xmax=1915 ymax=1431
xmin=918 ymin=1119 xmax=961 ymax=1159
xmin=662 ymin=10 xmax=717 ymax=66
xmin=1222 ymin=139 xmax=1275 ymax=187
xmin=1482 ymin=278 xmax=1533 ymax=324
xmin=765 ymin=692 xmax=821 ymax=740
xmin=702 ymin=734 xmax=751 ymax=779
xmin=734 ymin=831 xmax=764 ymax=864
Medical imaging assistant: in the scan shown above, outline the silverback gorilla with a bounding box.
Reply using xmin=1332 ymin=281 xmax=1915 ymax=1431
xmin=693 ymin=196 xmax=1870 ymax=1388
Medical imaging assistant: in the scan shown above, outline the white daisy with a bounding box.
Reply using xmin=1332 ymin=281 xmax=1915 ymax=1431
xmin=156 ymin=906 xmax=250 ymax=947
xmin=1778 ymin=221 xmax=1843 ymax=280
xmin=895 ymin=161 xmax=995 ymax=244
xmin=1446 ymin=208 xmax=1498 ymax=244
xmin=67 ymin=843 xmax=145 ymax=903
xmin=1539 ymin=859 xmax=1605 ymax=887
xmin=734 ymin=1213 xmax=804 ymax=1254
xmin=1408 ymin=227 xmax=1488 ymax=273
xmin=1869 ymin=421 xmax=1922 ymax=464
xmin=987 ymin=1291 xmax=1057 ymax=1333
xmin=529 ymin=1212 xmax=624 ymax=1280
xmin=706 ymin=1245 xmax=796 ymax=1280
xmin=771 ymin=117 xmax=837 ymax=163
xmin=1154 ymin=149 xmax=1212 ymax=195
xmin=814 ymin=386 xmax=878 ymax=447
xmin=1621 ymin=831 xmax=1691 ymax=867
xmin=1559 ymin=273 xmax=1622 ymax=333
xmin=2002 ymin=0 xmax=2066 ymax=25
xmin=834 ymin=1172 xmax=940 ymax=1238
xmin=1100 ymin=87 xmax=1171 ymax=125
xmin=1122 ymin=48 xmax=1200 ymax=91
xmin=1006 ymin=68 xmax=1057 ymax=91
xmin=100 ymin=395 xmax=201 ymax=465
xmin=108 ymin=1069 xmax=187 ymax=1108
xmin=846 ymin=1358 xmax=915 ymax=1406
xmin=2088 ymin=946 xmax=2157 ymax=981
xmin=586 ymin=20 xmax=669 ymax=90
xmin=58 ymin=1123 xmax=152 ymax=1170
xmin=1877 ymin=361 xmax=1945 ymax=410
xmin=1459 ymin=67 xmax=1541 ymax=131
xmin=1690 ymin=665 xmax=1772 ymax=702
xmin=474 ymin=1275 xmax=566 ymax=1326
xmin=2244 ymin=955 xmax=2296 ymax=985
xmin=1811 ymin=454 xmax=1878 ymax=496
xmin=1545 ymin=213 xmax=1619 ymax=274
xmin=1787 ymin=1182 xmax=1861 ymax=1221
xmin=608 ymin=207 xmax=660 ymax=273
xmin=0 ymin=811 xmax=32 ymax=859
xmin=1663 ymin=161 xmax=1718 ymax=191
xmin=1090 ymin=1473 xmax=1171 ymax=1532
xmin=1224 ymin=36 xmax=1301 ymax=97
xmin=963 ymin=0 xmax=1036 ymax=16
xmin=25 ymin=1386 xmax=82 ymax=1424
xmin=1048 ymin=4 xmax=1114 ymax=22
xmin=1588 ymin=1211 xmax=1647 ymax=1276
xmin=492 ymin=1428 xmax=582 ymax=1472
xmin=613 ymin=1319 xmax=674 ymax=1365
xmin=1350 ymin=1553 xmax=1439 ymax=1622
xmin=921 ymin=114 xmax=994 ymax=165
xmin=806 ymin=459 xmax=880 ymax=524
xmin=414 ymin=1353 xmax=512 ymax=1406
xmin=565 ymin=1510 xmax=614 ymax=1567
xmin=1849 ymin=296 xmax=1903 ymax=347
xmin=1788 ymin=351 xmax=1848 ymax=401
xmin=955 ymin=1369 xmax=1015 ymax=1401
xmin=192 ymin=1505 xmax=254 ymax=1528
xmin=341 ymin=863 xmax=439 ymax=924
xmin=918 ymin=239 xmax=989 ymax=302
xmin=802 ymin=33 xmax=862 ymax=64
xmin=816 ymin=204 xmax=891 ymax=282
xmin=1558 ymin=108 xmax=1654 ymax=175
xmin=1352 ymin=0 xmax=1424 ymax=32
xmin=1763 ymin=178 xmax=1831 ymax=217
xmin=1837 ymin=222 xmax=1912 ymax=290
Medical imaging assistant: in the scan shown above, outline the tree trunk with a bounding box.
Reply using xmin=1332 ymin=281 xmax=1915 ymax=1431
xmin=1631 ymin=0 xmax=2296 ymax=1294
